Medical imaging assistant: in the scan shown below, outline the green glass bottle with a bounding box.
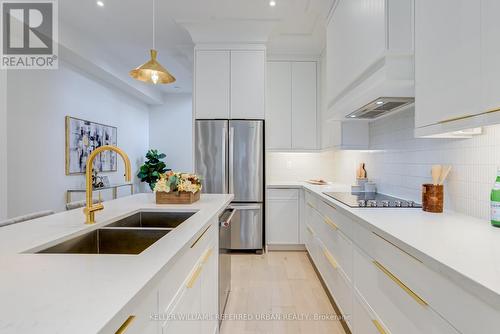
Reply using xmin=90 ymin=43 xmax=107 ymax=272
xmin=491 ymin=168 xmax=500 ymax=227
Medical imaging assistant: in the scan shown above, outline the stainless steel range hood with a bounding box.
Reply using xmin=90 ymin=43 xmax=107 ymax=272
xmin=346 ymin=97 xmax=414 ymax=120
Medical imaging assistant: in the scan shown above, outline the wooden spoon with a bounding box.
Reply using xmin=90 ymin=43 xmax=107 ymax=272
xmin=431 ymin=165 xmax=442 ymax=185
xmin=439 ymin=166 xmax=452 ymax=185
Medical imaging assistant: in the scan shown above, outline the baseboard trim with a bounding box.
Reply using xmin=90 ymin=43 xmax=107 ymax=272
xmin=306 ymin=252 xmax=352 ymax=334
xmin=266 ymin=244 xmax=306 ymax=251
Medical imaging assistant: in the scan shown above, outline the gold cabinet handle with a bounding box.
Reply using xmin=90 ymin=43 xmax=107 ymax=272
xmin=372 ymin=319 xmax=388 ymax=334
xmin=323 ymin=247 xmax=338 ymax=269
xmin=373 ymin=261 xmax=428 ymax=306
xmin=115 ymin=316 xmax=136 ymax=334
xmin=307 ymin=201 xmax=315 ymax=209
xmin=324 ymin=217 xmax=338 ymax=230
xmin=186 ymin=265 xmax=203 ymax=288
xmin=201 ymin=247 xmax=213 ymax=264
xmin=306 ymin=225 xmax=315 ymax=236
xmin=190 ymin=225 xmax=212 ymax=248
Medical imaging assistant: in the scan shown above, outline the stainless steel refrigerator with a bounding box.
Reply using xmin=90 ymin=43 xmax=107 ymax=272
xmin=195 ymin=120 xmax=264 ymax=250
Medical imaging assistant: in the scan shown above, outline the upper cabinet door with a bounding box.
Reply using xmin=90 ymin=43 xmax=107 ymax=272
xmin=266 ymin=62 xmax=292 ymax=149
xmin=292 ymin=62 xmax=317 ymax=150
xmin=481 ymin=0 xmax=500 ymax=112
xmin=415 ymin=0 xmax=481 ymax=128
xmin=195 ymin=50 xmax=230 ymax=119
xmin=230 ymin=50 xmax=266 ymax=119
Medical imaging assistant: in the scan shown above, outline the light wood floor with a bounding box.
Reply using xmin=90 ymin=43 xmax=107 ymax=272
xmin=220 ymin=251 xmax=347 ymax=334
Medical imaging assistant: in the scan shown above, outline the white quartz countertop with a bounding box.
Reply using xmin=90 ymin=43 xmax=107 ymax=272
xmin=0 ymin=193 xmax=233 ymax=334
xmin=267 ymin=181 xmax=500 ymax=308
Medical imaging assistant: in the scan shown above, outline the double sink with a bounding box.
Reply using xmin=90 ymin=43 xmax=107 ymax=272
xmin=37 ymin=211 xmax=196 ymax=255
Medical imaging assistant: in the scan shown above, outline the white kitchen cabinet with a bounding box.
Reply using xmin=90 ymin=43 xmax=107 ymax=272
xmin=162 ymin=245 xmax=216 ymax=334
xmin=266 ymin=61 xmax=318 ymax=150
xmin=414 ymin=0 xmax=500 ymax=137
xmin=195 ymin=48 xmax=265 ymax=120
xmin=119 ymin=288 xmax=159 ymax=334
xmin=266 ymin=189 xmax=300 ymax=246
xmin=266 ymin=62 xmax=292 ymax=149
xmin=481 ymin=0 xmax=500 ymax=113
xmin=200 ymin=244 xmax=217 ymax=334
xmin=162 ymin=263 xmax=202 ymax=334
xmin=415 ymin=0 xmax=481 ymax=130
xmin=195 ymin=50 xmax=231 ymax=119
xmin=230 ymin=50 xmax=265 ymax=119
xmin=292 ymin=62 xmax=317 ymax=149
xmin=352 ymin=288 xmax=388 ymax=334
xmin=353 ymin=245 xmax=460 ymax=334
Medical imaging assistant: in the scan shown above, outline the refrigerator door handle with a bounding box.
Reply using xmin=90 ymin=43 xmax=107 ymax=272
xmin=222 ymin=126 xmax=228 ymax=193
xmin=228 ymin=205 xmax=262 ymax=210
xmin=229 ymin=126 xmax=235 ymax=194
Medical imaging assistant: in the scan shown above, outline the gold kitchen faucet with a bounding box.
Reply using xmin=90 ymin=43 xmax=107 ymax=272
xmin=84 ymin=145 xmax=131 ymax=224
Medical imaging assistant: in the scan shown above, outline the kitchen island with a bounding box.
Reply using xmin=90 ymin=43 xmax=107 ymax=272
xmin=0 ymin=193 xmax=232 ymax=334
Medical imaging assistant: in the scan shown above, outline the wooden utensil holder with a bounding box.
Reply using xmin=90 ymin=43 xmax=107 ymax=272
xmin=422 ymin=184 xmax=443 ymax=213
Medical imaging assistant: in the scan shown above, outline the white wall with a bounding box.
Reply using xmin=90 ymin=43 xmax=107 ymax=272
xmin=149 ymin=94 xmax=194 ymax=173
xmin=6 ymin=62 xmax=150 ymax=217
xmin=332 ymin=108 xmax=500 ymax=220
xmin=0 ymin=70 xmax=7 ymax=220
xmin=266 ymin=151 xmax=336 ymax=183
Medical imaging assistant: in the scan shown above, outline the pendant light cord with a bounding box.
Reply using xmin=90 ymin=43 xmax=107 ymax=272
xmin=152 ymin=0 xmax=156 ymax=50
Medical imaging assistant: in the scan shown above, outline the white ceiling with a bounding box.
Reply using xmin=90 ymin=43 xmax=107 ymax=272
xmin=59 ymin=0 xmax=334 ymax=94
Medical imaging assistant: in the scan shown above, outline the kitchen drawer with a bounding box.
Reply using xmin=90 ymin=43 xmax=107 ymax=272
xmin=316 ymin=197 xmax=354 ymax=239
xmin=115 ymin=288 xmax=159 ymax=334
xmin=307 ymin=199 xmax=353 ymax=279
xmin=305 ymin=190 xmax=320 ymax=211
xmin=353 ymin=246 xmax=460 ymax=334
xmin=353 ymin=287 xmax=388 ymax=334
xmin=355 ymin=223 xmax=500 ymax=334
xmin=158 ymin=220 xmax=216 ymax=313
xmin=317 ymin=238 xmax=353 ymax=329
xmin=305 ymin=190 xmax=354 ymax=238
xmin=162 ymin=251 xmax=204 ymax=333
xmin=267 ymin=188 xmax=299 ymax=200
xmin=305 ymin=223 xmax=321 ymax=266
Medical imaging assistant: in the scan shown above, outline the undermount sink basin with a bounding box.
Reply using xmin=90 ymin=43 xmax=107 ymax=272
xmin=105 ymin=211 xmax=196 ymax=229
xmin=37 ymin=228 xmax=170 ymax=255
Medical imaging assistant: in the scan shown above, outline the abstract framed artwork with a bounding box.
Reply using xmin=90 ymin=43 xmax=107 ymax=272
xmin=65 ymin=116 xmax=118 ymax=175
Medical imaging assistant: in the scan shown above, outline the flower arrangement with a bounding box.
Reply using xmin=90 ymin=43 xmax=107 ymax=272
xmin=153 ymin=171 xmax=202 ymax=194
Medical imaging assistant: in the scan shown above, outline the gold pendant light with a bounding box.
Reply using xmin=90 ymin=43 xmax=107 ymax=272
xmin=129 ymin=0 xmax=175 ymax=84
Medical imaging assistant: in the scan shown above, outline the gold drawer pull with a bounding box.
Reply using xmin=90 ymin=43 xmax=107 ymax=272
xmin=324 ymin=217 xmax=338 ymax=230
xmin=307 ymin=225 xmax=315 ymax=236
xmin=307 ymin=201 xmax=316 ymax=209
xmin=115 ymin=315 xmax=136 ymax=334
xmin=202 ymin=247 xmax=213 ymax=263
xmin=323 ymin=247 xmax=338 ymax=269
xmin=372 ymin=319 xmax=388 ymax=334
xmin=190 ymin=225 xmax=212 ymax=248
xmin=373 ymin=261 xmax=428 ymax=307
xmin=187 ymin=265 xmax=203 ymax=288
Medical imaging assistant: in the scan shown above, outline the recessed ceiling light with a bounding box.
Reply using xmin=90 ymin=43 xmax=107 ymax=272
xmin=96 ymin=1 xmax=104 ymax=7
xmin=376 ymin=101 xmax=384 ymax=105
xmin=269 ymin=0 xmax=276 ymax=7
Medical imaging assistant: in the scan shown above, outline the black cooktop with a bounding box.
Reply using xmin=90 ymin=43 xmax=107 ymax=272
xmin=323 ymin=192 xmax=422 ymax=208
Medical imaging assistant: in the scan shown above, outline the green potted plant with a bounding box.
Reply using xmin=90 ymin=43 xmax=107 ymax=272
xmin=137 ymin=149 xmax=169 ymax=191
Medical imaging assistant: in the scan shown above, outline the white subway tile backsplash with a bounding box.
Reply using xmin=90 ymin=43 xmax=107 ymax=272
xmin=332 ymin=108 xmax=500 ymax=220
